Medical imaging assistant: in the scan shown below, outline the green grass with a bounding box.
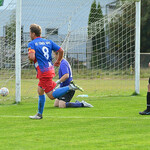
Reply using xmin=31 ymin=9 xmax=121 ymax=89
xmin=0 ymin=79 xmax=150 ymax=150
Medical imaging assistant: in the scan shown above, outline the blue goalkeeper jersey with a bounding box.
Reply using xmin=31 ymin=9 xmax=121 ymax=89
xmin=59 ymin=59 xmax=73 ymax=87
xmin=28 ymin=37 xmax=61 ymax=78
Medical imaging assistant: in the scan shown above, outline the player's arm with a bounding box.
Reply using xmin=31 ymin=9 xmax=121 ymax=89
xmin=28 ymin=48 xmax=35 ymax=63
xmin=55 ymin=62 xmax=69 ymax=86
xmin=54 ymin=48 xmax=64 ymax=67
xmin=55 ymin=73 xmax=69 ymax=87
xmin=59 ymin=73 xmax=69 ymax=83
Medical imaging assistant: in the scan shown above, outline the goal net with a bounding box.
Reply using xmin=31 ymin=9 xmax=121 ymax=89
xmin=0 ymin=0 xmax=139 ymax=103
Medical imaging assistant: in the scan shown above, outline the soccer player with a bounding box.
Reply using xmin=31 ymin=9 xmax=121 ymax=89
xmin=139 ymin=63 xmax=150 ymax=115
xmin=28 ymin=24 xmax=83 ymax=119
xmin=53 ymin=51 xmax=93 ymax=108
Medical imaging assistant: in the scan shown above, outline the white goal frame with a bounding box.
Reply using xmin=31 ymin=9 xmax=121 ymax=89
xmin=15 ymin=0 xmax=22 ymax=102
xmin=135 ymin=0 xmax=141 ymax=94
xmin=15 ymin=0 xmax=141 ymax=102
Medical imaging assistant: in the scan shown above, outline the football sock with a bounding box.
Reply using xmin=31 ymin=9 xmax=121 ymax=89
xmin=147 ymin=92 xmax=150 ymax=111
xmin=66 ymin=102 xmax=84 ymax=108
xmin=38 ymin=95 xmax=46 ymax=115
xmin=52 ymin=86 xmax=70 ymax=98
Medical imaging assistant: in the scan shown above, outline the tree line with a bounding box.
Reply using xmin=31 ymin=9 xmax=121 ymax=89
xmin=88 ymin=0 xmax=145 ymax=69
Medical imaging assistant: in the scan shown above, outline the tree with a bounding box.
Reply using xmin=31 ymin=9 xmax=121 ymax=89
xmin=0 ymin=0 xmax=4 ymax=6
xmin=5 ymin=11 xmax=16 ymax=49
xmin=88 ymin=0 xmax=97 ymax=39
xmin=107 ymin=0 xmax=135 ymax=69
xmin=95 ymin=2 xmax=105 ymax=69
xmin=88 ymin=0 xmax=105 ymax=69
xmin=141 ymin=0 xmax=150 ymax=52
xmin=5 ymin=10 xmax=23 ymax=50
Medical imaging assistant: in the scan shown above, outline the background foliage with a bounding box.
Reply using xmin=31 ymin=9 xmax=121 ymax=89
xmin=141 ymin=0 xmax=150 ymax=53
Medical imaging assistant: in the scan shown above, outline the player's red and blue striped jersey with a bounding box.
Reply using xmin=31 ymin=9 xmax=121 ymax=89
xmin=28 ymin=37 xmax=61 ymax=78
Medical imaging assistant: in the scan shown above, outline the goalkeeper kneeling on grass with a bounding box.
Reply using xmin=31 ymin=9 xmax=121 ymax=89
xmin=53 ymin=51 xmax=93 ymax=108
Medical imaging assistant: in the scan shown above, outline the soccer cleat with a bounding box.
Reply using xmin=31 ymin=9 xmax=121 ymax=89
xmin=69 ymin=81 xmax=84 ymax=92
xmin=81 ymin=100 xmax=93 ymax=107
xmin=29 ymin=113 xmax=43 ymax=119
xmin=75 ymin=100 xmax=80 ymax=103
xmin=139 ymin=109 xmax=150 ymax=115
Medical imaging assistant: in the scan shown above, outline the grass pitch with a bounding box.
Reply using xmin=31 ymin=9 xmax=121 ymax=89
xmin=0 ymin=79 xmax=150 ymax=150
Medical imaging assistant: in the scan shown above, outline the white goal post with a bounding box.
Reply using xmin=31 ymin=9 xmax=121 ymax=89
xmin=135 ymin=0 xmax=141 ymax=94
xmin=15 ymin=0 xmax=22 ymax=102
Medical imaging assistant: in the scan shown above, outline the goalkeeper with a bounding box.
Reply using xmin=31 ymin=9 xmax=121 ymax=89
xmin=139 ymin=63 xmax=150 ymax=115
xmin=53 ymin=51 xmax=93 ymax=108
xmin=28 ymin=24 xmax=84 ymax=119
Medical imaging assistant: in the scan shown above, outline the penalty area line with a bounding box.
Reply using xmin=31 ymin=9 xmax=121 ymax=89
xmin=0 ymin=115 xmax=150 ymax=119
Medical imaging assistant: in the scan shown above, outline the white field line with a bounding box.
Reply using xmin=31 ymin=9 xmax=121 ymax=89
xmin=0 ymin=115 xmax=150 ymax=119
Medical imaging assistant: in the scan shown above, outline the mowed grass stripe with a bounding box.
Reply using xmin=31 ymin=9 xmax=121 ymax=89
xmin=0 ymin=115 xmax=150 ymax=120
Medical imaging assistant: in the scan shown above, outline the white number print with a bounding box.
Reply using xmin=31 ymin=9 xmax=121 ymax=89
xmin=42 ymin=46 xmax=49 ymax=60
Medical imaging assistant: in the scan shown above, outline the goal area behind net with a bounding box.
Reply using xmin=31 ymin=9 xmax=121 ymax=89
xmin=0 ymin=0 xmax=141 ymax=103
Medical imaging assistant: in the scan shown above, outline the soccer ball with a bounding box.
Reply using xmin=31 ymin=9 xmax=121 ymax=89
xmin=0 ymin=87 xmax=9 ymax=97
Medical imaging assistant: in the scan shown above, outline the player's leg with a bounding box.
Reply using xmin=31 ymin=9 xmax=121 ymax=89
xmin=29 ymin=86 xmax=45 ymax=119
xmin=54 ymin=99 xmax=59 ymax=107
xmin=65 ymin=100 xmax=93 ymax=107
xmin=47 ymin=81 xmax=84 ymax=100
xmin=46 ymin=86 xmax=70 ymax=100
xmin=55 ymin=90 xmax=82 ymax=108
xmin=58 ymin=91 xmax=84 ymax=108
xmin=37 ymin=86 xmax=46 ymax=115
xmin=66 ymin=101 xmax=83 ymax=107
xmin=40 ymin=78 xmax=68 ymax=100
xmin=58 ymin=100 xmax=83 ymax=108
xmin=59 ymin=100 xmax=66 ymax=108
xmin=139 ymin=78 xmax=150 ymax=115
xmin=53 ymin=86 xmax=93 ymax=108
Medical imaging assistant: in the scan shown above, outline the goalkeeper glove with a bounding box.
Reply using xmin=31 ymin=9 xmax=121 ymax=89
xmin=55 ymin=80 xmax=61 ymax=89
xmin=56 ymin=80 xmax=61 ymax=84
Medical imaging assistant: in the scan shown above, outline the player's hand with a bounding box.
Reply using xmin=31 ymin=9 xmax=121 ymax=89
xmin=56 ymin=80 xmax=61 ymax=87
xmin=29 ymin=60 xmax=33 ymax=64
xmin=149 ymin=62 xmax=150 ymax=67
xmin=54 ymin=60 xmax=60 ymax=67
xmin=54 ymin=80 xmax=61 ymax=90
xmin=56 ymin=80 xmax=61 ymax=85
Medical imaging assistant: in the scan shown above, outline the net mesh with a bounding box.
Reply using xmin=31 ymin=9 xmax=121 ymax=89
xmin=0 ymin=0 xmax=136 ymax=103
